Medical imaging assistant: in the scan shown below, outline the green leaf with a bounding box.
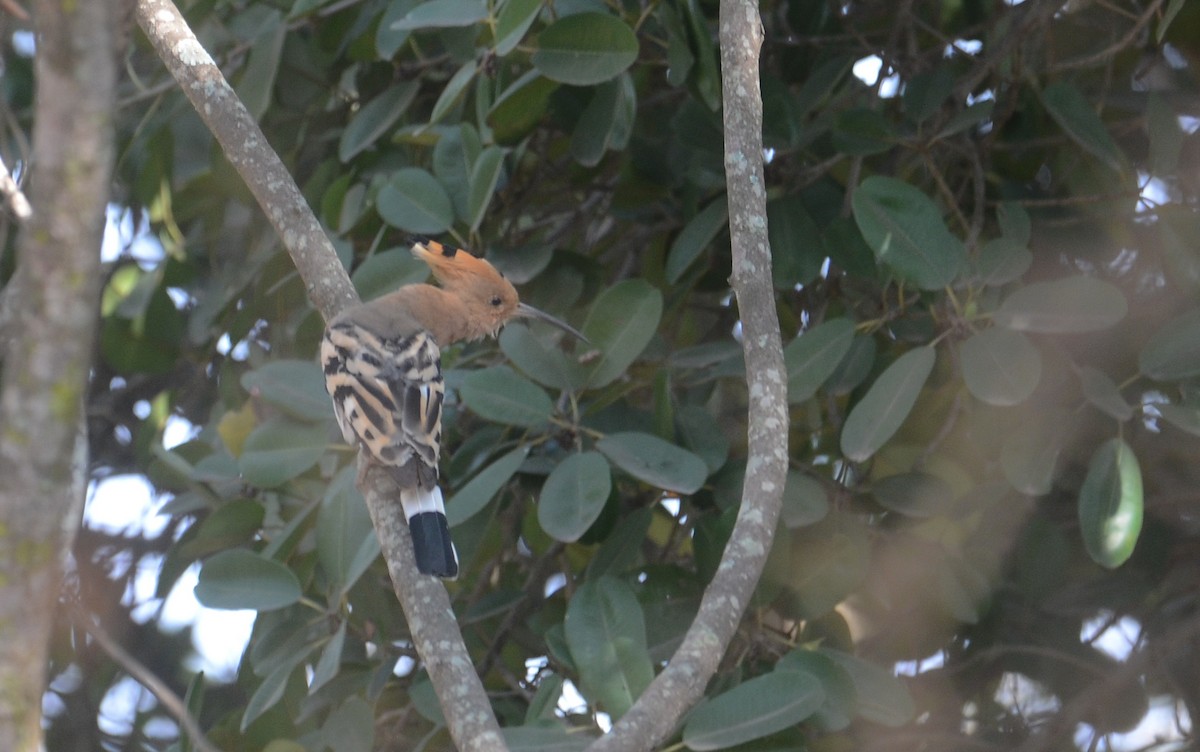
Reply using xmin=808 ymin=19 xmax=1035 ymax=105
xmin=676 ymin=404 xmax=730 ymax=473
xmin=1138 ymin=308 xmax=1200 ymax=381
xmin=997 ymin=202 xmax=1032 ymax=245
xmin=339 ymin=83 xmax=418 ymax=162
xmin=975 ymin=237 xmax=1033 ymax=286
xmin=784 ymin=318 xmax=856 ymax=403
xmin=780 ymin=471 xmax=829 ymax=528
xmin=176 ymin=500 xmax=265 ymax=561
xmin=1001 ymin=411 xmax=1067 ymax=496
xmin=564 ymin=577 xmax=654 ymax=719
xmin=241 ymin=360 xmax=332 ymax=422
xmin=596 ymin=431 xmax=708 ymax=494
xmin=467 ymin=145 xmax=505 ymax=231
xmin=538 ymin=451 xmax=612 ymax=542
xmin=959 ymin=328 xmax=1042 ymax=406
xmin=1158 ymin=0 xmax=1187 ymax=42
xmin=317 ymin=467 xmax=379 ymax=597
xmin=840 ymin=348 xmax=936 ymax=462
xmin=903 ymin=68 xmax=954 ymax=122
xmin=242 ymin=660 xmax=295 ymax=731
xmin=499 ymin=324 xmax=582 ymax=391
xmin=532 ymin=13 xmax=638 ymax=86
xmin=494 ymin=0 xmax=543 ymax=55
xmin=1078 ymin=438 xmax=1143 ymax=569
xmin=1159 ymin=403 xmax=1200 ymax=437
xmin=377 ymin=168 xmax=454 ymax=234
xmin=581 ymin=279 xmax=663 ymax=387
xmin=351 ymin=246 xmax=431 ymax=301
xmin=851 ymin=176 xmax=966 ymax=289
xmin=571 ymin=77 xmax=623 ymax=167
xmin=488 ymin=71 xmax=560 ymax=145
xmin=995 ymin=276 xmax=1128 ymax=333
xmin=776 ymin=650 xmax=857 ymax=731
xmin=833 ymin=108 xmax=895 ymax=156
xmin=503 ymin=726 xmax=593 ymax=752
xmin=871 ymin=472 xmax=953 ymax=518
xmin=768 ymin=195 xmax=824 ymax=288
xmin=1078 ymin=366 xmax=1133 ymax=421
xmin=682 ymin=671 xmax=824 ymax=750
xmin=446 ymin=445 xmax=529 ymax=525
xmin=235 ymin=15 xmax=286 ymax=121
xmin=459 ymin=365 xmax=554 ymax=427
xmin=391 ymin=0 xmax=487 ymax=30
xmin=377 ymin=0 xmax=418 ymax=57
xmin=427 ymin=60 xmax=477 ymax=127
xmin=238 ymin=419 xmax=327 ymax=487
xmin=820 ymin=649 xmax=916 ymax=727
xmin=320 ymin=696 xmax=374 ymax=752
xmin=308 ymin=621 xmax=346 ymax=695
xmin=195 ymin=549 xmax=302 ymax=611
xmin=1042 ymin=81 xmax=1123 ymax=171
xmin=433 ymin=124 xmax=482 ymax=221
xmin=666 ymin=197 xmax=727 ymax=283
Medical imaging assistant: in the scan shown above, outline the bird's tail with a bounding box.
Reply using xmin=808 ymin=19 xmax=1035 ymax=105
xmin=399 ymin=485 xmax=459 ymax=579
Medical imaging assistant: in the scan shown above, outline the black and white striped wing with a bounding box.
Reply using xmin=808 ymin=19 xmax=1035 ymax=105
xmin=320 ymin=320 xmax=445 ymax=485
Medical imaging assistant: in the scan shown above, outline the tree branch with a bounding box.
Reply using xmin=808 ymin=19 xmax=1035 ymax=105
xmin=585 ymin=0 xmax=787 ymax=749
xmin=132 ymin=2 xmax=507 ymax=749
xmin=0 ymin=1 xmax=118 ymax=749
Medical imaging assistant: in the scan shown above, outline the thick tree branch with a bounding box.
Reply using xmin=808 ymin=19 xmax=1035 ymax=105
xmin=586 ymin=1 xmax=786 ymax=749
xmin=133 ymin=2 xmax=507 ymax=749
xmin=0 ymin=1 xmax=118 ymax=749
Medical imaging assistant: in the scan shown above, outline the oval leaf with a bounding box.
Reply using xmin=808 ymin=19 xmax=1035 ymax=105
xmin=538 ymin=451 xmax=612 ymax=542
xmin=1001 ymin=411 xmax=1068 ymax=496
xmin=780 ymin=471 xmax=830 ymax=528
xmin=468 ymin=145 xmax=506 ymax=231
xmin=784 ymin=318 xmax=856 ymax=403
xmin=582 ymin=279 xmax=663 ymax=388
xmin=495 ymin=0 xmax=543 ymax=56
xmin=666 ymin=198 xmax=728 ymax=283
xmin=1138 ymin=307 xmax=1200 ymax=381
xmin=851 ymin=176 xmax=966 ymax=289
xmin=459 ymin=365 xmax=554 ymax=427
xmin=195 ymin=549 xmax=302 ymax=611
xmin=995 ymin=276 xmax=1127 ymax=333
xmin=1042 ymin=81 xmax=1123 ymax=171
xmin=871 ymin=472 xmax=953 ymax=518
xmin=564 ymin=577 xmax=654 ymax=719
xmin=1078 ymin=438 xmax=1143 ymax=569
xmin=960 ymin=328 xmax=1042 ymax=406
xmin=1078 ymin=366 xmax=1133 ymax=421
xmin=499 ymin=324 xmax=582 ymax=391
xmin=596 ymin=431 xmax=708 ymax=494
xmin=339 ymin=83 xmax=418 ymax=162
xmin=682 ymin=671 xmax=824 ymax=750
xmin=376 ymin=168 xmax=454 ymax=234
xmin=820 ymin=649 xmax=916 ymax=727
xmin=241 ymin=359 xmax=333 ymax=422
xmin=239 ymin=419 xmax=327 ymax=487
xmin=391 ymin=0 xmax=487 ymax=30
xmin=1159 ymin=403 xmax=1200 ymax=437
xmin=446 ymin=445 xmax=529 ymax=525
xmin=317 ymin=467 xmax=379 ymax=597
xmin=532 ymin=13 xmax=638 ymax=86
xmin=840 ymin=348 xmax=936 ymax=462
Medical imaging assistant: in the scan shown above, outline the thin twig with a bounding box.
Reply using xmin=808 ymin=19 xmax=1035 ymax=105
xmin=73 ymin=607 xmax=221 ymax=752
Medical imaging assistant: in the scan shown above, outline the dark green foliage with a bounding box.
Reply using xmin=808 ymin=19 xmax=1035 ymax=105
xmin=13 ymin=0 xmax=1200 ymax=749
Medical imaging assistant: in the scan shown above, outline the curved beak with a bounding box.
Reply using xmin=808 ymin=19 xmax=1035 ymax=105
xmin=517 ymin=303 xmax=590 ymax=344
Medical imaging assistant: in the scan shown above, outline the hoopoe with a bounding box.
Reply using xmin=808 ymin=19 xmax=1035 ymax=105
xmin=320 ymin=238 xmax=585 ymax=578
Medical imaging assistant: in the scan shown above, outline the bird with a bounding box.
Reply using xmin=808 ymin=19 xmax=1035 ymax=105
xmin=320 ymin=238 xmax=586 ymax=578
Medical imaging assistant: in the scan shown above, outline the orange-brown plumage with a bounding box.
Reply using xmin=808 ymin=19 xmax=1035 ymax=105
xmin=320 ymin=239 xmax=583 ymax=578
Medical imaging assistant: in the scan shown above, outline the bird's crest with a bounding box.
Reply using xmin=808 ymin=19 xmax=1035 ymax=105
xmin=410 ymin=238 xmax=507 ymax=290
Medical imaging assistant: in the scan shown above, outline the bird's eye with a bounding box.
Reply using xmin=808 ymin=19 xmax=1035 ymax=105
xmin=490 ymin=296 xmax=503 ymax=307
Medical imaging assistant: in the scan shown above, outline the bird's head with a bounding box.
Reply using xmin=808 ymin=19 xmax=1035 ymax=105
xmin=410 ymin=238 xmax=587 ymax=342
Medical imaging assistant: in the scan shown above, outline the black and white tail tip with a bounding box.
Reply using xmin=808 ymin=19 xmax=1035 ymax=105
xmin=401 ymin=486 xmax=459 ymax=579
